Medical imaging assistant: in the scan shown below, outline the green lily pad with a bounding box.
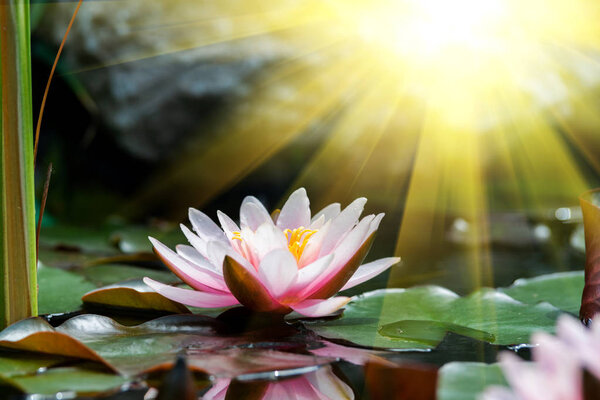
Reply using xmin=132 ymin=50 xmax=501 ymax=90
xmin=82 ymin=280 xmax=190 ymax=314
xmin=38 ymin=265 xmax=97 ymax=315
xmin=39 ymin=225 xmax=118 ymax=254
xmin=302 ymin=287 xmax=560 ymax=350
xmin=499 ymin=271 xmax=584 ymax=314
xmin=1 ymin=365 xmax=127 ymax=395
xmin=437 ymin=362 xmax=507 ymax=400
xmin=0 ymin=353 xmax=65 ymax=378
xmin=378 ymin=320 xmax=495 ymax=346
xmin=0 ymin=314 xmax=334 ymax=378
xmin=110 ymin=226 xmax=184 ymax=254
xmin=80 ymin=264 xmax=179 ymax=287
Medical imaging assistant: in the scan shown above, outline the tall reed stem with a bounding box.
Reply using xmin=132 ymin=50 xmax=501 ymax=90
xmin=0 ymin=0 xmax=37 ymax=328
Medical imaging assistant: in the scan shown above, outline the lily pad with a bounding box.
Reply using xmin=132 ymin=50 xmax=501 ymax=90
xmin=0 ymin=314 xmax=334 ymax=378
xmin=436 ymin=362 xmax=507 ymax=400
xmin=80 ymin=264 xmax=179 ymax=287
xmin=378 ymin=320 xmax=495 ymax=346
xmin=39 ymin=225 xmax=118 ymax=254
xmin=302 ymin=287 xmax=560 ymax=350
xmin=499 ymin=271 xmax=584 ymax=314
xmin=0 ymin=353 xmax=65 ymax=377
xmin=38 ymin=265 xmax=97 ymax=315
xmin=1 ymin=365 xmax=127 ymax=395
xmin=82 ymin=280 xmax=191 ymax=314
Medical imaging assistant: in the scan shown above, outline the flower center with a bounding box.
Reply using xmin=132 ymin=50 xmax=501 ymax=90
xmin=284 ymin=227 xmax=317 ymax=261
xmin=230 ymin=227 xmax=317 ymax=263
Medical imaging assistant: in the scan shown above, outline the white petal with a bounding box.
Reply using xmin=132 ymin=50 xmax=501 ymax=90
xmin=292 ymin=254 xmax=334 ymax=293
xmin=276 ymin=188 xmax=311 ymax=230
xmin=143 ymin=278 xmax=238 ymax=308
xmin=176 ymin=244 xmax=222 ymax=275
xmin=309 ymin=215 xmax=326 ymax=230
xmin=258 ymin=249 xmax=298 ymax=298
xmin=150 ymin=237 xmax=228 ymax=292
xmin=206 ymin=240 xmax=256 ymax=276
xmin=249 ymin=222 xmax=289 ymax=260
xmin=319 ymin=197 xmax=367 ymax=256
xmin=240 ymin=196 xmax=272 ymax=231
xmin=367 ymin=213 xmax=384 ymax=237
xmin=180 ymin=224 xmax=208 ymax=258
xmin=290 ymin=297 xmax=351 ymax=317
xmin=311 ymin=203 xmax=341 ymax=224
xmin=217 ymin=210 xmax=240 ymax=238
xmin=189 ymin=208 xmax=227 ymax=242
xmin=298 ymin=221 xmax=331 ymax=268
xmin=340 ymin=257 xmax=400 ymax=291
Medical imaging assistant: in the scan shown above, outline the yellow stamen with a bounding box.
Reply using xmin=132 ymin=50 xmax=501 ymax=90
xmin=231 ymin=231 xmax=243 ymax=241
xmin=284 ymin=227 xmax=317 ymax=261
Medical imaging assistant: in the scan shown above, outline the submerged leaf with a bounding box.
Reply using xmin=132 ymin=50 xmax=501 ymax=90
xmin=302 ymin=287 xmax=560 ymax=350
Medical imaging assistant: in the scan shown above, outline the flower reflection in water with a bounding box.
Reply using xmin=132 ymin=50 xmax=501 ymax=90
xmin=203 ymin=365 xmax=354 ymax=400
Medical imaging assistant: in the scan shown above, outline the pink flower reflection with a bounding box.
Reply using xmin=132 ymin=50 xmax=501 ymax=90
xmin=203 ymin=365 xmax=354 ymax=400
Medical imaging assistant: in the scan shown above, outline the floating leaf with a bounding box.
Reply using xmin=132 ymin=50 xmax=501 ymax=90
xmin=0 ymin=314 xmax=333 ymax=378
xmin=82 ymin=280 xmax=190 ymax=314
xmin=436 ymin=362 xmax=507 ymax=400
xmin=110 ymin=226 xmax=183 ymax=254
xmin=0 ymin=353 xmax=65 ymax=378
xmin=38 ymin=264 xmax=96 ymax=315
xmin=80 ymin=264 xmax=179 ymax=287
xmin=302 ymin=287 xmax=560 ymax=350
xmin=39 ymin=225 xmax=118 ymax=254
xmin=1 ymin=365 xmax=127 ymax=395
xmin=378 ymin=320 xmax=495 ymax=346
xmin=499 ymin=271 xmax=584 ymax=314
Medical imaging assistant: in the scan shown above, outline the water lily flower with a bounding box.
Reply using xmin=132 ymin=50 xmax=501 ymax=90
xmin=144 ymin=188 xmax=400 ymax=317
xmin=482 ymin=314 xmax=600 ymax=400
xmin=202 ymin=365 xmax=354 ymax=400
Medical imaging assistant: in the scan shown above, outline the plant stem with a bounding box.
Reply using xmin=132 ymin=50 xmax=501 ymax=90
xmin=0 ymin=0 xmax=37 ymax=328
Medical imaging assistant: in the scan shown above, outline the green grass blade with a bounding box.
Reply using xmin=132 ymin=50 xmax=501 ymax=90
xmin=0 ymin=0 xmax=37 ymax=328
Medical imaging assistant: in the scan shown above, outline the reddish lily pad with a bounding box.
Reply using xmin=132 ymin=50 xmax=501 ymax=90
xmin=82 ymin=280 xmax=191 ymax=314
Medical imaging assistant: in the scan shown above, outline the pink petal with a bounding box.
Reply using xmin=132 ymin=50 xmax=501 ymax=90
xmin=240 ymin=196 xmax=272 ymax=231
xmin=311 ymin=203 xmax=341 ymax=225
xmin=319 ymin=197 xmax=367 ymax=256
xmin=276 ymin=188 xmax=311 ymax=230
xmin=299 ymin=219 xmax=375 ymax=300
xmin=143 ymin=278 xmax=238 ymax=308
xmin=258 ymin=249 xmax=298 ymax=298
xmin=305 ymin=365 xmax=355 ymax=399
xmin=150 ymin=237 xmax=228 ymax=292
xmin=202 ymin=379 xmax=230 ymax=400
xmin=290 ymin=297 xmax=351 ymax=317
xmin=217 ymin=210 xmax=240 ymax=238
xmin=340 ymin=257 xmax=401 ymax=291
xmin=189 ymin=208 xmax=227 ymax=242
xmin=367 ymin=213 xmax=384 ymax=237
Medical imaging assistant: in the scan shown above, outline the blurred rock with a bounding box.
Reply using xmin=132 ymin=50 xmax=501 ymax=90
xmin=36 ymin=0 xmax=292 ymax=160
